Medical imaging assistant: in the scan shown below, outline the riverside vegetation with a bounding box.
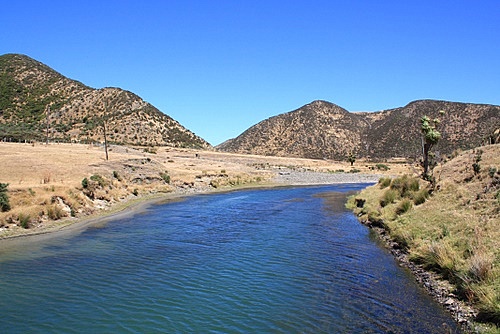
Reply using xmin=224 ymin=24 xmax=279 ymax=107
xmin=347 ymin=144 xmax=500 ymax=332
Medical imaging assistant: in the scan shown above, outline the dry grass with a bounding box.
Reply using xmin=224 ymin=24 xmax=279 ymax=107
xmin=0 ymin=142 xmax=405 ymax=237
xmin=347 ymin=144 xmax=500 ymax=328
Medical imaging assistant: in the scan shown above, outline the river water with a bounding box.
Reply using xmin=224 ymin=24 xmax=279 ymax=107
xmin=0 ymin=184 xmax=461 ymax=333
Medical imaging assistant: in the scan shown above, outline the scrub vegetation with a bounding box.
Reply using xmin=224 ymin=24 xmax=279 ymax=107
xmin=347 ymin=145 xmax=500 ymax=331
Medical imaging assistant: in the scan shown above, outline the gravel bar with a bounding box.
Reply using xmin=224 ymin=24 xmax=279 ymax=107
xmin=272 ymin=171 xmax=383 ymax=185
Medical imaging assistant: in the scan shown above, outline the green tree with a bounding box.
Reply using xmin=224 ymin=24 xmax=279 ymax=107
xmin=0 ymin=182 xmax=11 ymax=212
xmin=347 ymin=152 xmax=356 ymax=166
xmin=420 ymin=113 xmax=443 ymax=179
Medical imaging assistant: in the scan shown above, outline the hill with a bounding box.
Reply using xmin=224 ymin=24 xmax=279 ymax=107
xmin=218 ymin=100 xmax=500 ymax=160
xmin=0 ymin=54 xmax=211 ymax=148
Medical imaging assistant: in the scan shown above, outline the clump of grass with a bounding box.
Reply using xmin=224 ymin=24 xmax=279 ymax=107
xmin=395 ymin=198 xmax=413 ymax=215
xmin=413 ymin=188 xmax=430 ymax=205
xmin=380 ymin=189 xmax=398 ymax=207
xmin=390 ymin=175 xmax=419 ymax=197
xmin=378 ymin=177 xmax=392 ymax=189
xmin=18 ymin=213 xmax=31 ymax=229
xmin=419 ymin=241 xmax=459 ymax=279
xmin=467 ymin=250 xmax=494 ymax=282
xmin=46 ymin=204 xmax=66 ymax=220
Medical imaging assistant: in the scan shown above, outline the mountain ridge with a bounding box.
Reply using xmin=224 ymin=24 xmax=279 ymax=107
xmin=218 ymin=99 xmax=500 ymax=160
xmin=0 ymin=53 xmax=211 ymax=148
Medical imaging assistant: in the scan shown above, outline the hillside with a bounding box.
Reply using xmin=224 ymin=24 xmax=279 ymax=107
xmin=218 ymin=100 xmax=500 ymax=160
xmin=0 ymin=54 xmax=210 ymax=148
xmin=347 ymin=144 xmax=500 ymax=329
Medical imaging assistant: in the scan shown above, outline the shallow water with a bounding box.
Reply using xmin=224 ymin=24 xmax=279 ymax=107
xmin=0 ymin=184 xmax=461 ymax=333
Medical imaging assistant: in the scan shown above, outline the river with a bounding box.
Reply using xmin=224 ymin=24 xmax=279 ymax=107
xmin=0 ymin=184 xmax=461 ymax=333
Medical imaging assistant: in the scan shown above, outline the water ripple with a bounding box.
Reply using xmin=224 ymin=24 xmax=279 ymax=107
xmin=0 ymin=185 xmax=461 ymax=333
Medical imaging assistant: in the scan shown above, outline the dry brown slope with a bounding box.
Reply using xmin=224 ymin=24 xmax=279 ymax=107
xmin=0 ymin=53 xmax=210 ymax=148
xmin=218 ymin=99 xmax=500 ymax=160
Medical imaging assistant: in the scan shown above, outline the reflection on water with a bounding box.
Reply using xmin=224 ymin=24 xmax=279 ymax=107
xmin=0 ymin=184 xmax=461 ymax=333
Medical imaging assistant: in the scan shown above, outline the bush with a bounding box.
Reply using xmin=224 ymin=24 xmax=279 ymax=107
xmin=380 ymin=189 xmax=398 ymax=207
xmin=81 ymin=177 xmax=89 ymax=189
xmin=113 ymin=170 xmax=122 ymax=181
xmin=376 ymin=163 xmax=390 ymax=171
xmin=160 ymin=172 xmax=170 ymax=184
xmin=378 ymin=177 xmax=392 ymax=188
xmin=0 ymin=182 xmax=11 ymax=212
xmin=396 ymin=198 xmax=413 ymax=215
xmin=90 ymin=174 xmax=107 ymax=188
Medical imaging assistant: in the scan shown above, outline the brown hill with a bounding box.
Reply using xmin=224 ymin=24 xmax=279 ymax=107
xmin=0 ymin=54 xmax=211 ymax=148
xmin=218 ymin=100 xmax=500 ymax=160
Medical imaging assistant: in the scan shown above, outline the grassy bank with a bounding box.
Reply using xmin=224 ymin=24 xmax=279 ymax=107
xmin=347 ymin=145 xmax=500 ymax=332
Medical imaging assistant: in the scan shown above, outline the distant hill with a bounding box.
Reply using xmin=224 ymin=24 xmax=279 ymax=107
xmin=217 ymin=100 xmax=500 ymax=160
xmin=0 ymin=54 xmax=211 ymax=148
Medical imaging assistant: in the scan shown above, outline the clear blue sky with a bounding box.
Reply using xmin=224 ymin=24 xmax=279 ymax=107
xmin=1 ymin=1 xmax=499 ymax=145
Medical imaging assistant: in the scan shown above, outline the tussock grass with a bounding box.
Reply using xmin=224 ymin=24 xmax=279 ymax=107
xmin=347 ymin=145 xmax=500 ymax=328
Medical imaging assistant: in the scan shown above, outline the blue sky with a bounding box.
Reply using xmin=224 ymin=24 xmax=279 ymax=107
xmin=1 ymin=1 xmax=499 ymax=145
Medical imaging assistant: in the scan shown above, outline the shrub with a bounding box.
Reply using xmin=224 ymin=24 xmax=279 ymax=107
xmin=472 ymin=149 xmax=482 ymax=175
xmin=160 ymin=172 xmax=170 ymax=184
xmin=396 ymin=198 xmax=413 ymax=215
xmin=378 ymin=177 xmax=392 ymax=189
xmin=90 ymin=174 xmax=106 ymax=187
xmin=112 ymin=170 xmax=122 ymax=181
xmin=0 ymin=183 xmax=11 ymax=212
xmin=132 ymin=188 xmax=139 ymax=196
xmin=376 ymin=164 xmax=390 ymax=171
xmin=413 ymin=188 xmax=430 ymax=205
xmin=81 ymin=177 xmax=89 ymax=189
xmin=488 ymin=167 xmax=497 ymax=178
xmin=380 ymin=189 xmax=398 ymax=207
xmin=349 ymin=169 xmax=361 ymax=173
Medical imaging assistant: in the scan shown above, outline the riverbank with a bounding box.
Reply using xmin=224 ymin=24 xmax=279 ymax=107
xmin=347 ymin=144 xmax=500 ymax=333
xmin=1 ymin=141 xmax=397 ymax=240
xmin=0 ymin=169 xmax=383 ymax=243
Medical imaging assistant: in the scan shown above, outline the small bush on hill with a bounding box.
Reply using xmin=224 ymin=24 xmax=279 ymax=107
xmin=160 ymin=172 xmax=170 ymax=184
xmin=90 ymin=174 xmax=107 ymax=188
xmin=376 ymin=164 xmax=390 ymax=171
xmin=81 ymin=177 xmax=89 ymax=189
